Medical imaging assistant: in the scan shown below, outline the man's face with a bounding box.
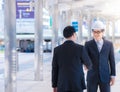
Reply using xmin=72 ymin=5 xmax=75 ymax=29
xmin=92 ymin=29 xmax=104 ymax=41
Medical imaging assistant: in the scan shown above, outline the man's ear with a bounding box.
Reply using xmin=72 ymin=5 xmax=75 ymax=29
xmin=72 ymin=33 xmax=75 ymax=38
xmin=73 ymin=33 xmax=75 ymax=36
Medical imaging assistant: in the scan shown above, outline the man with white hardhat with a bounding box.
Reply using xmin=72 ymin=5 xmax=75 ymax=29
xmin=85 ymin=20 xmax=116 ymax=92
xmin=92 ymin=20 xmax=105 ymax=30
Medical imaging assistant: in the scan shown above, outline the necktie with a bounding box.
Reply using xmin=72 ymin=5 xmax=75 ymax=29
xmin=97 ymin=41 xmax=102 ymax=52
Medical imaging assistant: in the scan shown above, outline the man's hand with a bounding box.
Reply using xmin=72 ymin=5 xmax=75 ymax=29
xmin=53 ymin=87 xmax=57 ymax=92
xmin=110 ymin=77 xmax=115 ymax=86
xmin=83 ymin=65 xmax=88 ymax=71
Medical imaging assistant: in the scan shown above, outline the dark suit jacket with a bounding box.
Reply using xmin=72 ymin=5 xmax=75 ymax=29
xmin=85 ymin=39 xmax=116 ymax=83
xmin=52 ymin=40 xmax=92 ymax=92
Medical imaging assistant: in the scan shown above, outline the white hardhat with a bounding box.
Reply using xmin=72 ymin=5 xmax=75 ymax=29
xmin=92 ymin=20 xmax=105 ymax=30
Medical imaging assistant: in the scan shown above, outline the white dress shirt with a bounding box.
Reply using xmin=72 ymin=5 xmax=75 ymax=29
xmin=95 ymin=39 xmax=103 ymax=52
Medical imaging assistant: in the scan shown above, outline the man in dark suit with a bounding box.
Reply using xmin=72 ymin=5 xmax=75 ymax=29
xmin=85 ymin=20 xmax=116 ymax=92
xmin=52 ymin=26 xmax=92 ymax=92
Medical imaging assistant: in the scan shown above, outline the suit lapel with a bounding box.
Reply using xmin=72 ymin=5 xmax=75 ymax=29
xmin=92 ymin=39 xmax=107 ymax=54
xmin=100 ymin=40 xmax=107 ymax=53
xmin=92 ymin=39 xmax=99 ymax=53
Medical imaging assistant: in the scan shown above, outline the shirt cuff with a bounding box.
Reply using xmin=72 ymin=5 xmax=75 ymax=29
xmin=111 ymin=76 xmax=115 ymax=78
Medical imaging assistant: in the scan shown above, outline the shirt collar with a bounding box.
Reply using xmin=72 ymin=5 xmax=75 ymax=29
xmin=94 ymin=39 xmax=103 ymax=44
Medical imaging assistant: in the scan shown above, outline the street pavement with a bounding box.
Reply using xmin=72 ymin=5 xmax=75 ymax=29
xmin=0 ymin=52 xmax=120 ymax=92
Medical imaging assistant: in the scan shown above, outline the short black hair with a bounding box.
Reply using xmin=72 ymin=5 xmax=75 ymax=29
xmin=63 ymin=26 xmax=76 ymax=38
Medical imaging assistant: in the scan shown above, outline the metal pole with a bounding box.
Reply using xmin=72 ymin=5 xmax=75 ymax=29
xmin=112 ymin=20 xmax=115 ymax=43
xmin=66 ymin=10 xmax=71 ymax=25
xmin=34 ymin=0 xmax=43 ymax=81
xmin=78 ymin=12 xmax=83 ymax=44
xmin=62 ymin=11 xmax=66 ymax=29
xmin=106 ymin=20 xmax=110 ymax=40
xmin=87 ymin=15 xmax=92 ymax=40
xmin=58 ymin=11 xmax=64 ymax=45
xmin=4 ymin=0 xmax=17 ymax=92
xmin=52 ymin=5 xmax=59 ymax=48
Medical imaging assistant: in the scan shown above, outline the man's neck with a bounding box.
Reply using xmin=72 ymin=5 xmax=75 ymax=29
xmin=66 ymin=37 xmax=74 ymax=42
xmin=94 ymin=38 xmax=103 ymax=41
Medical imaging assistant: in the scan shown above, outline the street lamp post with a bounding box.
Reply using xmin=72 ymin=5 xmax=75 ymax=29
xmin=4 ymin=0 xmax=17 ymax=92
xmin=34 ymin=0 xmax=43 ymax=81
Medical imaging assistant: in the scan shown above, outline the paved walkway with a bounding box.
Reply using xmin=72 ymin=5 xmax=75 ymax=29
xmin=0 ymin=52 xmax=120 ymax=92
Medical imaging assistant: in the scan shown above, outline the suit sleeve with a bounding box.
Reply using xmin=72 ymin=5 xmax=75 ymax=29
xmin=109 ymin=43 xmax=116 ymax=76
xmin=81 ymin=46 xmax=92 ymax=70
xmin=52 ymin=48 xmax=58 ymax=88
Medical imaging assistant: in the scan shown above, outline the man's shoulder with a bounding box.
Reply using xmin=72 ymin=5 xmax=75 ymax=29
xmin=104 ymin=39 xmax=113 ymax=45
xmin=74 ymin=42 xmax=83 ymax=46
xmin=54 ymin=44 xmax=62 ymax=50
xmin=85 ymin=40 xmax=94 ymax=45
xmin=74 ymin=43 xmax=84 ymax=49
xmin=55 ymin=43 xmax=84 ymax=51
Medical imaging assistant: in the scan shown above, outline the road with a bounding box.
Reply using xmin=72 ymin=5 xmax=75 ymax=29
xmin=0 ymin=52 xmax=120 ymax=92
